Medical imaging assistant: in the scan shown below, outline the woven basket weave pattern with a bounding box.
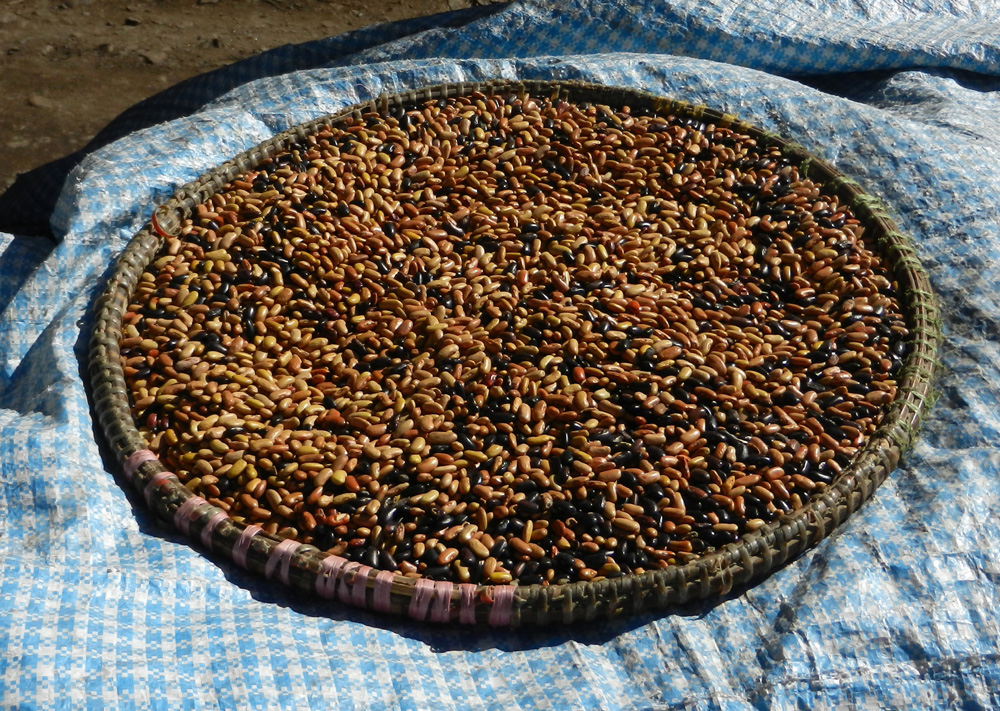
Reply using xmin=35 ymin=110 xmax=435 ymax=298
xmin=89 ymin=80 xmax=940 ymax=626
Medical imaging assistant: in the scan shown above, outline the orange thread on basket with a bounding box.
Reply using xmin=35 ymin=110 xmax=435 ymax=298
xmin=150 ymin=207 xmax=178 ymax=239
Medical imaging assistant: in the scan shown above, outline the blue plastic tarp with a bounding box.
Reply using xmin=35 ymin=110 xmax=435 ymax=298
xmin=2 ymin=1 xmax=1000 ymax=708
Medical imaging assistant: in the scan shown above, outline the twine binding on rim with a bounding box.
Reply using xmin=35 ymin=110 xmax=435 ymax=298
xmin=124 ymin=449 xmax=157 ymax=482
xmin=173 ymin=496 xmax=207 ymax=535
xmin=200 ymin=511 xmax=227 ymax=548
xmin=488 ymin=586 xmax=516 ymax=627
xmin=232 ymin=525 xmax=261 ymax=569
xmin=374 ymin=570 xmax=395 ymax=613
xmin=317 ymin=555 xmax=347 ymax=599
xmin=409 ymin=579 xmax=436 ymax=621
xmin=143 ymin=471 xmax=177 ymax=506
xmin=339 ymin=562 xmax=362 ymax=605
xmin=265 ymin=539 xmax=300 ymax=585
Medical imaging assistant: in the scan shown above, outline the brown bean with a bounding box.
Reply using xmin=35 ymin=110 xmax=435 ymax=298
xmin=124 ymin=89 xmax=908 ymax=589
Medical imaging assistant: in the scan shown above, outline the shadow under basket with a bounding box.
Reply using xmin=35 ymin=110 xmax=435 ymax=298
xmin=88 ymin=79 xmax=941 ymax=627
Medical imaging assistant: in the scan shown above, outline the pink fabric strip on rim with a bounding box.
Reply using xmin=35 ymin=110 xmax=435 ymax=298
xmin=373 ymin=570 xmax=395 ymax=613
xmin=124 ymin=449 xmax=158 ymax=481
xmin=173 ymin=496 xmax=207 ymax=535
xmin=143 ymin=470 xmax=177 ymax=505
xmin=232 ymin=525 xmax=261 ymax=569
xmin=316 ymin=555 xmax=347 ymax=599
xmin=430 ymin=581 xmax=453 ymax=623
xmin=200 ymin=511 xmax=227 ymax=548
xmin=409 ymin=578 xmax=435 ymax=621
xmin=459 ymin=584 xmax=477 ymax=625
xmin=339 ymin=562 xmax=361 ymax=604
xmin=488 ymin=585 xmax=515 ymax=627
xmin=351 ymin=565 xmax=372 ymax=607
xmin=264 ymin=538 xmax=299 ymax=584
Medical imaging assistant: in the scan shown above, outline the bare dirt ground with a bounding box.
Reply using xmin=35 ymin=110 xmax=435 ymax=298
xmin=0 ymin=0 xmax=495 ymax=194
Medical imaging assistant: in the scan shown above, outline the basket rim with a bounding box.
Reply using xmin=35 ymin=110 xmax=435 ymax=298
xmin=88 ymin=78 xmax=942 ymax=627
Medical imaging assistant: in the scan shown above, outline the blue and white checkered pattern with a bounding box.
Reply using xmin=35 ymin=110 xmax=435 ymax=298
xmin=3 ymin=1 xmax=1000 ymax=708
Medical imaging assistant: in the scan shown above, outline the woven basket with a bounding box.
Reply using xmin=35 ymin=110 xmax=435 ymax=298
xmin=88 ymin=79 xmax=940 ymax=626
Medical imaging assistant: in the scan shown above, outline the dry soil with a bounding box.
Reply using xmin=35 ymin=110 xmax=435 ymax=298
xmin=0 ymin=0 xmax=497 ymax=193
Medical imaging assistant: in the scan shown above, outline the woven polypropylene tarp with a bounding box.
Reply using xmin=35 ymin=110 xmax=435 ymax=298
xmin=3 ymin=1 xmax=1000 ymax=708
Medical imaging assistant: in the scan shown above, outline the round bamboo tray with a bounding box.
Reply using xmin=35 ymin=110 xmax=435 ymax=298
xmin=88 ymin=79 xmax=940 ymax=626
